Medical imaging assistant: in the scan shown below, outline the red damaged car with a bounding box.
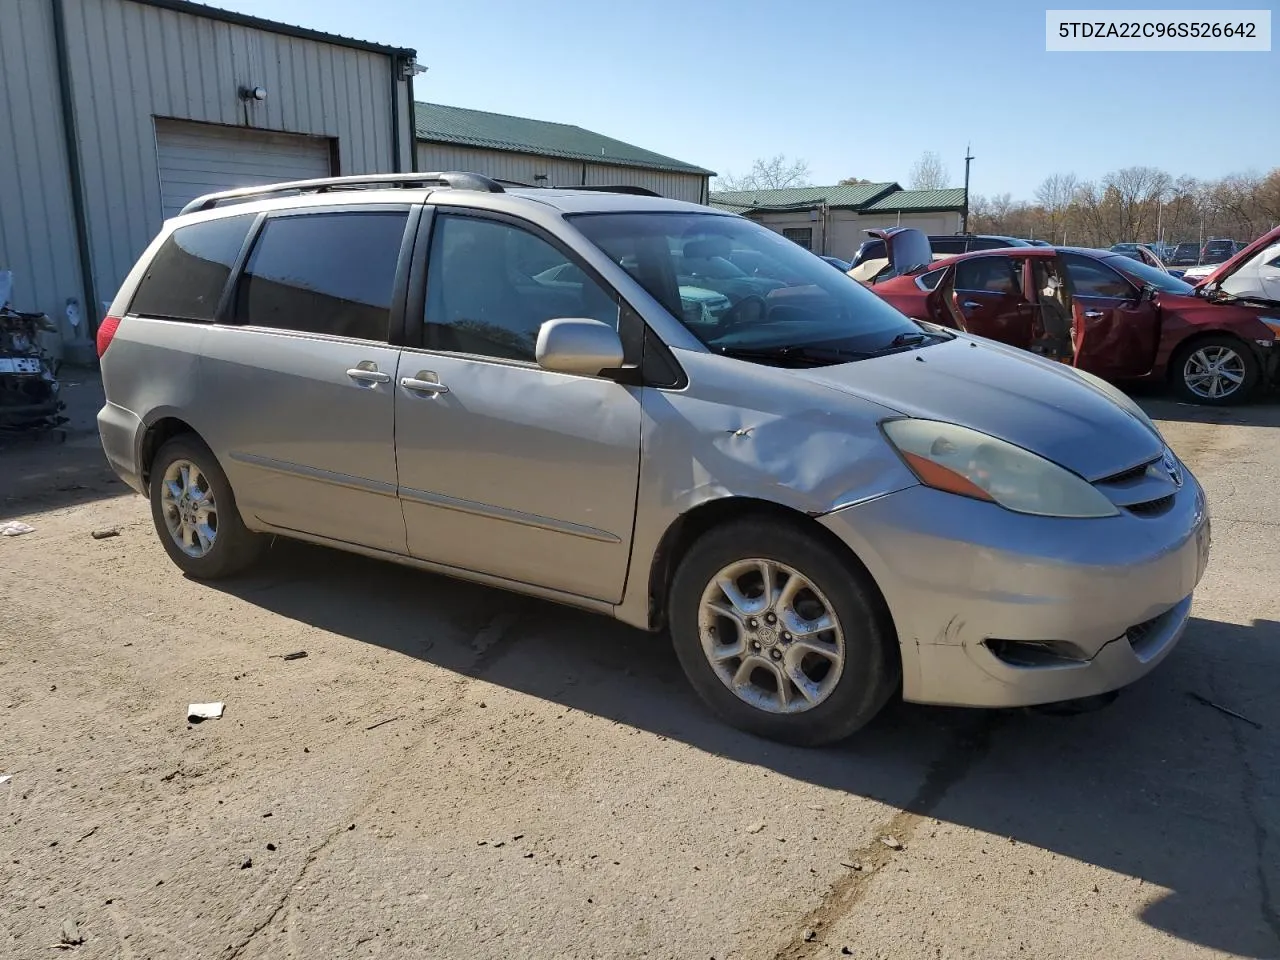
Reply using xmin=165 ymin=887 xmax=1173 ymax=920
xmin=865 ymin=227 xmax=1280 ymax=405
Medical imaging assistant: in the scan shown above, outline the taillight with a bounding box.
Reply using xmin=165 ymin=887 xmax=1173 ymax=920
xmin=97 ymin=315 xmax=122 ymax=357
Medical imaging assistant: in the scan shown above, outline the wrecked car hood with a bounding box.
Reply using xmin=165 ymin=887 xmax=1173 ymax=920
xmin=794 ymin=335 xmax=1163 ymax=481
xmin=1195 ymin=225 xmax=1280 ymax=291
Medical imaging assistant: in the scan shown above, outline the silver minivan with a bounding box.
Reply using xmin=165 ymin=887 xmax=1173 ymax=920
xmin=98 ymin=173 xmax=1211 ymax=745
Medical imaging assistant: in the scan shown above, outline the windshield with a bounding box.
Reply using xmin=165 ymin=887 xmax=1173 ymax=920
xmin=1103 ymin=255 xmax=1194 ymax=295
xmin=571 ymin=212 xmax=922 ymax=358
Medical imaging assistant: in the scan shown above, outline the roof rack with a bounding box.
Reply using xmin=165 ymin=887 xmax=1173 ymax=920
xmin=178 ymin=171 xmax=505 ymax=216
xmin=491 ymin=180 xmax=661 ymax=198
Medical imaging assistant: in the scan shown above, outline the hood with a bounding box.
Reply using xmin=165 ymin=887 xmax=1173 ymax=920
xmin=794 ymin=335 xmax=1163 ymax=481
xmin=1195 ymin=225 xmax=1280 ymax=290
xmin=865 ymin=227 xmax=933 ymax=279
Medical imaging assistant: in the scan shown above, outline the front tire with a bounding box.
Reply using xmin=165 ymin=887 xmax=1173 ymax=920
xmin=1170 ymin=335 xmax=1259 ymax=405
xmin=668 ymin=517 xmax=899 ymax=746
xmin=148 ymin=435 xmax=263 ymax=579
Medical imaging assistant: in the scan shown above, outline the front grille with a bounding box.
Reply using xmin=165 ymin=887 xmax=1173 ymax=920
xmin=1126 ymin=495 xmax=1175 ymax=517
xmin=1098 ymin=457 xmax=1160 ymax=486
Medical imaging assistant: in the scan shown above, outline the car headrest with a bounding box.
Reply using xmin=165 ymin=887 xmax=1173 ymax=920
xmin=684 ymin=237 xmax=732 ymax=260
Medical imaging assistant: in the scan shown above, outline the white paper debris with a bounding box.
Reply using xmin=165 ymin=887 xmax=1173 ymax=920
xmin=187 ymin=702 xmax=225 ymax=722
xmin=0 ymin=775 xmax=11 ymax=785
xmin=1 ymin=521 xmax=36 ymax=537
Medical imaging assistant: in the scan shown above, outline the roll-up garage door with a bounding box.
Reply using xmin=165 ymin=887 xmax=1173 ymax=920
xmin=154 ymin=119 xmax=333 ymax=218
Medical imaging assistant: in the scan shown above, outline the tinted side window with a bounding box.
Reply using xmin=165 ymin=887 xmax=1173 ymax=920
xmin=916 ymin=267 xmax=947 ymax=291
xmin=425 ymin=215 xmax=618 ymax=363
xmin=930 ymin=238 xmax=966 ymax=255
xmin=236 ymin=211 xmax=408 ymax=341
xmin=967 ymin=238 xmax=1008 ymax=251
xmin=130 ymin=215 xmax=254 ymax=321
xmin=1061 ymin=252 xmax=1134 ymax=298
xmin=954 ymin=256 xmax=1021 ymax=294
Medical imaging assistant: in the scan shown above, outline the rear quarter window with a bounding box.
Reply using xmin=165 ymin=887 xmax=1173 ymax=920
xmin=234 ymin=211 xmax=409 ymax=342
xmin=129 ymin=214 xmax=255 ymax=321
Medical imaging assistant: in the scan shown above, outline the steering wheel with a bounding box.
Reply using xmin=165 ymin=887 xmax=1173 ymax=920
xmin=720 ymin=294 xmax=768 ymax=332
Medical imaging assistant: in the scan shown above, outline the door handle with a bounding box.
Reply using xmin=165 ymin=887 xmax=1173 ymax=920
xmin=346 ymin=365 xmax=391 ymax=384
xmin=1083 ymin=310 xmax=1106 ymax=319
xmin=401 ymin=373 xmax=450 ymax=395
xmin=961 ymin=300 xmax=982 ymax=310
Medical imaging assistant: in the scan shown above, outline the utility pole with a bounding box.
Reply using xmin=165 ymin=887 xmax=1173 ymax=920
xmin=961 ymin=144 xmax=974 ymax=234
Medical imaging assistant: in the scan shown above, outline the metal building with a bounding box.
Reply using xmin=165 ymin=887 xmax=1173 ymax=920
xmin=415 ymin=102 xmax=714 ymax=206
xmin=711 ymin=185 xmax=967 ymax=261
xmin=0 ymin=0 xmax=418 ymax=362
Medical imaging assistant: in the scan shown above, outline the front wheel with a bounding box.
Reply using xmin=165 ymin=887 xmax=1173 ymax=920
xmin=148 ymin=435 xmax=264 ymax=579
xmin=668 ymin=517 xmax=899 ymax=746
xmin=1171 ymin=336 xmax=1259 ymax=405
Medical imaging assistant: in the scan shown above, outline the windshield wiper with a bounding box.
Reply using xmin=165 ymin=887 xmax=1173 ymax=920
xmin=716 ymin=344 xmax=872 ymax=367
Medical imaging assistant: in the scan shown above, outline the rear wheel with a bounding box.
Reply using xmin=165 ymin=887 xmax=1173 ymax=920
xmin=148 ymin=435 xmax=263 ymax=579
xmin=668 ymin=517 xmax=899 ymax=746
xmin=1171 ymin=335 xmax=1259 ymax=405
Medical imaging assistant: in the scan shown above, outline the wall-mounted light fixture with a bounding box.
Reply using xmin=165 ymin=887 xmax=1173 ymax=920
xmin=398 ymin=56 xmax=428 ymax=80
xmin=238 ymin=85 xmax=267 ymax=102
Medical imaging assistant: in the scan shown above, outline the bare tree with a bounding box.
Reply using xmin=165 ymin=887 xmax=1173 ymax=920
xmin=908 ymin=151 xmax=950 ymax=191
xmin=714 ymin=154 xmax=812 ymax=192
xmin=1035 ymin=173 xmax=1079 ymax=243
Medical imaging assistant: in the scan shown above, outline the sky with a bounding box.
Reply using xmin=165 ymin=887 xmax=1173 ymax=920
xmin=215 ymin=0 xmax=1277 ymax=199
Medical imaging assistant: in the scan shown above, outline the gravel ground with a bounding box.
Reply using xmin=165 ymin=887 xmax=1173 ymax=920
xmin=1 ymin=378 xmax=1277 ymax=960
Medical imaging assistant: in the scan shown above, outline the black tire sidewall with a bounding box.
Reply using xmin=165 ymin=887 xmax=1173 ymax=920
xmin=669 ymin=518 xmax=899 ymax=747
xmin=1172 ymin=336 xmax=1259 ymax=406
xmin=148 ymin=436 xmax=258 ymax=579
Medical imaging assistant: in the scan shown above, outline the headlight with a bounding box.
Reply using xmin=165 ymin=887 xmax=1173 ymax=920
xmin=882 ymin=419 xmax=1119 ymax=519
xmin=1070 ymin=367 xmax=1163 ymax=440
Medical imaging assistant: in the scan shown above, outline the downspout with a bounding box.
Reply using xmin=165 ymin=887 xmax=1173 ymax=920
xmin=389 ymin=55 xmax=402 ymax=172
xmin=51 ymin=0 xmax=99 ymax=338
xmin=581 ymin=162 xmax=587 ymax=186
xmin=406 ymin=60 xmax=417 ymax=172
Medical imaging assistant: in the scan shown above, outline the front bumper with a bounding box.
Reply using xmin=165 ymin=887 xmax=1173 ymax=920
xmin=820 ymin=474 xmax=1210 ymax=708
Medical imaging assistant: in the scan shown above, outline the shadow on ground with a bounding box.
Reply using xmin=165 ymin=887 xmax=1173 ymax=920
xmin=210 ymin=539 xmax=1280 ymax=958
xmin=0 ymin=372 xmax=126 ymax=519
xmin=1137 ymin=389 xmax=1280 ymax=428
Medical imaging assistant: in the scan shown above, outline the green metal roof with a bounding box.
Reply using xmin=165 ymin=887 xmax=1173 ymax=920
xmin=710 ymin=183 xmax=898 ymax=212
xmin=862 ymin=188 xmax=967 ymax=212
xmin=414 ymin=103 xmax=714 ymax=177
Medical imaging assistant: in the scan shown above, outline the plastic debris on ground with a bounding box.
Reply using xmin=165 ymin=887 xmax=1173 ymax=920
xmin=1 ymin=521 xmax=35 ymax=537
xmin=187 ymin=702 xmax=225 ymax=723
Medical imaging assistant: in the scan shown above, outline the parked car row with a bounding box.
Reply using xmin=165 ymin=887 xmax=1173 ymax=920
xmin=858 ymin=226 xmax=1280 ymax=405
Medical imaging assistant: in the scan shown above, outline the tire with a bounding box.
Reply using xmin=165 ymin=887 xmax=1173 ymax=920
xmin=668 ymin=517 xmax=900 ymax=747
xmin=148 ymin=434 xmax=264 ymax=579
xmin=1170 ymin=335 xmax=1259 ymax=406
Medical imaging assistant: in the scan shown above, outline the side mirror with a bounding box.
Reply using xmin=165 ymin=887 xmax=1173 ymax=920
xmin=535 ymin=318 xmax=625 ymax=377
xmin=1139 ymin=283 xmax=1159 ymax=303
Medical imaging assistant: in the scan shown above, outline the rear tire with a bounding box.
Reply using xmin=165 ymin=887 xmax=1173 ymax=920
xmin=1170 ymin=335 xmax=1259 ymax=405
xmin=148 ymin=435 xmax=263 ymax=579
xmin=668 ymin=517 xmax=899 ymax=746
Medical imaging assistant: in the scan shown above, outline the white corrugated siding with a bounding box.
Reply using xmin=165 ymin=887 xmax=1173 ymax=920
xmin=154 ymin=119 xmax=332 ymax=217
xmin=0 ymin=0 xmax=84 ymax=342
xmin=58 ymin=0 xmax=408 ymax=307
xmin=416 ymin=143 xmax=708 ymax=203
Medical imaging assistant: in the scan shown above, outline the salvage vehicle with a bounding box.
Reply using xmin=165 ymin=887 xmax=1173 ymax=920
xmin=99 ymin=173 xmax=1210 ymax=745
xmin=870 ymin=228 xmax=1279 ymax=404
xmin=848 ymin=233 xmax=1031 ymax=284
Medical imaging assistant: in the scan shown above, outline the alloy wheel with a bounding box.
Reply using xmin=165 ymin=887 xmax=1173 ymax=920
xmin=697 ymin=558 xmax=846 ymax=714
xmin=1183 ymin=345 xmax=1246 ymax=400
xmin=160 ymin=459 xmax=218 ymax=558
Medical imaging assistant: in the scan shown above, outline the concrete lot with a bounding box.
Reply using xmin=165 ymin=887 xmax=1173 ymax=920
xmin=2 ymin=377 xmax=1277 ymax=960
